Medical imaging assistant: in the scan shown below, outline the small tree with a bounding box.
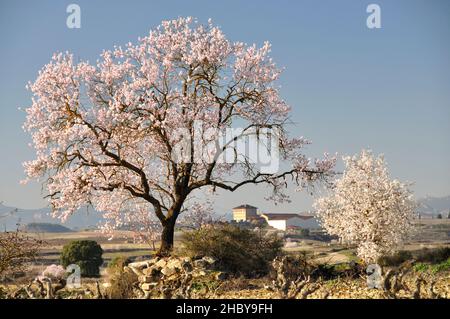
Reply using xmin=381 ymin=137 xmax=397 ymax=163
xmin=0 ymin=230 xmax=43 ymax=277
xmin=436 ymin=213 xmax=443 ymax=219
xmin=447 ymin=210 xmax=450 ymax=219
xmin=314 ymin=150 xmax=416 ymax=264
xmin=60 ymin=240 xmax=103 ymax=277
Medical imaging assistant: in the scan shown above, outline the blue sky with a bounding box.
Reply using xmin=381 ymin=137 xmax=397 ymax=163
xmin=0 ymin=0 xmax=449 ymax=214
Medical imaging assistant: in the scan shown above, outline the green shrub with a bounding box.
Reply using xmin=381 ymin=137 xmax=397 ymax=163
xmin=60 ymin=240 xmax=103 ymax=277
xmin=414 ymin=263 xmax=429 ymax=272
xmin=415 ymin=258 xmax=450 ymax=274
xmin=182 ymin=224 xmax=283 ymax=276
xmin=378 ymin=250 xmax=413 ymax=266
xmin=430 ymin=258 xmax=450 ymax=273
xmin=312 ymin=263 xmax=337 ymax=279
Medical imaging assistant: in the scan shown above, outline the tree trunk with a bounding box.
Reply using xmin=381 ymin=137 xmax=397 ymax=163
xmin=158 ymin=216 xmax=177 ymax=256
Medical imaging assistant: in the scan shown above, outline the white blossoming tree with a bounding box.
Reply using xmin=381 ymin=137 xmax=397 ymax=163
xmin=23 ymin=17 xmax=335 ymax=255
xmin=314 ymin=150 xmax=416 ymax=264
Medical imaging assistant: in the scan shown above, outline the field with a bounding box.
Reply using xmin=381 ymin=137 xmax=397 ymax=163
xmin=1 ymin=218 xmax=449 ymax=298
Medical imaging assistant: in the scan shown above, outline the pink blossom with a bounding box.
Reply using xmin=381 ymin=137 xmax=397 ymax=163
xmin=23 ymin=17 xmax=334 ymax=252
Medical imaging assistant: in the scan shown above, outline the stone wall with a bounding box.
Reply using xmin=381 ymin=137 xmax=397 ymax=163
xmin=126 ymin=256 xmax=227 ymax=298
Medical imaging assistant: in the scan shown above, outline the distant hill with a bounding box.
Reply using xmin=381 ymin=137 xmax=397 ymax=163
xmin=0 ymin=204 xmax=103 ymax=231
xmin=417 ymin=195 xmax=450 ymax=217
xmin=20 ymin=222 xmax=73 ymax=233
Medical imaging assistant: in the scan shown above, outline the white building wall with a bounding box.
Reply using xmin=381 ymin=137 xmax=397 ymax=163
xmin=267 ymin=220 xmax=287 ymax=231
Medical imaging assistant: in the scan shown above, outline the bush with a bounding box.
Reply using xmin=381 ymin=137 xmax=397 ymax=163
xmin=312 ymin=263 xmax=338 ymax=279
xmin=106 ymin=259 xmax=138 ymax=299
xmin=0 ymin=230 xmax=43 ymax=277
xmin=378 ymin=250 xmax=413 ymax=267
xmin=272 ymin=253 xmax=314 ymax=280
xmin=430 ymin=258 xmax=450 ymax=273
xmin=182 ymin=224 xmax=283 ymax=276
xmin=108 ymin=256 xmax=131 ymax=269
xmin=60 ymin=240 xmax=103 ymax=277
xmin=414 ymin=258 xmax=450 ymax=274
xmin=414 ymin=262 xmax=429 ymax=272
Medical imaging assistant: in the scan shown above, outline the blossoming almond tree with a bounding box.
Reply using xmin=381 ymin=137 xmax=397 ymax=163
xmin=314 ymin=150 xmax=416 ymax=264
xmin=23 ymin=17 xmax=335 ymax=255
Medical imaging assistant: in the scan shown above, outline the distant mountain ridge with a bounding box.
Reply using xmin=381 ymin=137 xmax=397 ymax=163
xmin=20 ymin=222 xmax=73 ymax=233
xmin=1 ymin=194 xmax=449 ymax=231
xmin=0 ymin=204 xmax=103 ymax=231
xmin=417 ymin=195 xmax=450 ymax=217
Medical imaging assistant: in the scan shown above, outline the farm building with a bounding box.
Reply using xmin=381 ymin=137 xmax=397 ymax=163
xmin=232 ymin=204 xmax=258 ymax=222
xmin=231 ymin=204 xmax=319 ymax=231
xmin=260 ymin=213 xmax=319 ymax=231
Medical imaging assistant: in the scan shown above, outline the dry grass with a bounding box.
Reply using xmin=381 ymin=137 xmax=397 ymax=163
xmin=2 ymin=219 xmax=447 ymax=299
xmin=20 ymin=219 xmax=450 ymax=271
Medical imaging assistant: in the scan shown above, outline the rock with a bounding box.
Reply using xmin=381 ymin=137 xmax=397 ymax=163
xmin=202 ymin=256 xmax=216 ymax=265
xmin=193 ymin=259 xmax=208 ymax=269
xmin=161 ymin=266 xmax=178 ymax=277
xmin=193 ymin=256 xmax=216 ymax=269
xmin=139 ymin=275 xmax=157 ymax=284
xmin=165 ymin=258 xmax=182 ymax=270
xmin=128 ymin=261 xmax=150 ymax=270
xmin=192 ymin=269 xmax=207 ymax=277
xmin=143 ymin=266 xmax=161 ymax=276
xmin=154 ymin=259 xmax=167 ymax=268
xmin=141 ymin=283 xmax=157 ymax=291
xmin=181 ymin=260 xmax=193 ymax=273
xmin=183 ymin=257 xmax=192 ymax=263
xmin=156 ymin=257 xmax=186 ymax=278
xmin=142 ymin=267 xmax=152 ymax=276
xmin=141 ymin=266 xmax=162 ymax=282
xmin=161 ymin=287 xmax=172 ymax=299
xmin=148 ymin=257 xmax=161 ymax=265
xmin=215 ymin=272 xmax=229 ymax=281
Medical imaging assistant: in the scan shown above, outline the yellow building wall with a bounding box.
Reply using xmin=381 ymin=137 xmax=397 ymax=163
xmin=233 ymin=208 xmax=247 ymax=221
